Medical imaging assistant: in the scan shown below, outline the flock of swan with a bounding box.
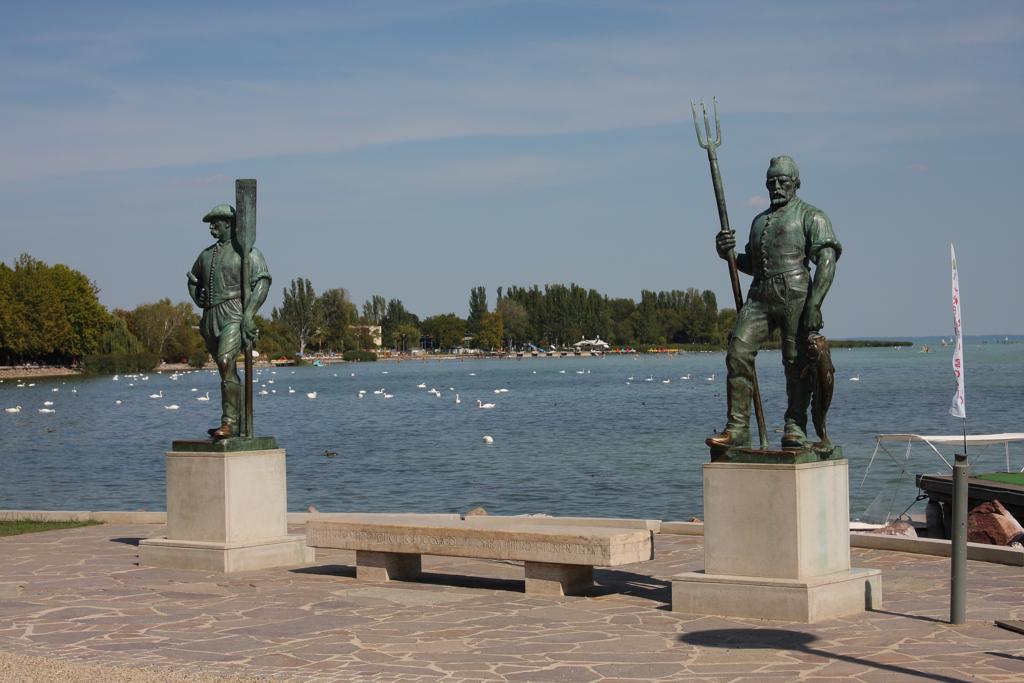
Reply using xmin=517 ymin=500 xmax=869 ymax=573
xmin=2 ymin=382 xmax=77 ymax=414
xmin=3 ymin=363 xmax=867 ymax=418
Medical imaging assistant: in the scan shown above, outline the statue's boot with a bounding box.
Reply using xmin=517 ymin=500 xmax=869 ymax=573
xmin=782 ymin=363 xmax=811 ymax=449
xmin=216 ymin=362 xmax=241 ymax=439
xmin=707 ymin=338 xmax=755 ymax=449
xmin=706 ymin=428 xmax=750 ymax=449
xmin=211 ymin=423 xmax=233 ymax=440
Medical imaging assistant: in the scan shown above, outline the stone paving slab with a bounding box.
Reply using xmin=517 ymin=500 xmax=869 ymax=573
xmin=0 ymin=523 xmax=1021 ymax=682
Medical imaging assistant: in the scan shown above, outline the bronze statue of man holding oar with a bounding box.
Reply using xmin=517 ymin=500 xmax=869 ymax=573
xmin=187 ymin=192 xmax=271 ymax=440
xmin=692 ymin=100 xmax=840 ymax=451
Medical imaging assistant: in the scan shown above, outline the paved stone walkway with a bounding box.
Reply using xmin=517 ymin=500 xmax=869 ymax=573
xmin=0 ymin=523 xmax=1022 ymax=682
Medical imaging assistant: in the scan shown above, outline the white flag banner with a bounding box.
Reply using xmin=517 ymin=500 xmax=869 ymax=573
xmin=950 ymin=244 xmax=966 ymax=419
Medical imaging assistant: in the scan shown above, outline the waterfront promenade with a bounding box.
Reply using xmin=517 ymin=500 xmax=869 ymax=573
xmin=1 ymin=522 xmax=1022 ymax=681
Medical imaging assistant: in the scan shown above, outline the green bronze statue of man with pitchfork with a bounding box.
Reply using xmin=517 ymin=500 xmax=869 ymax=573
xmin=692 ymin=100 xmax=841 ymax=451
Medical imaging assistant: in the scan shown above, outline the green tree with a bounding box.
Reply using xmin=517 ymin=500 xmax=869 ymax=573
xmin=477 ymin=311 xmax=504 ymax=351
xmin=127 ymin=298 xmax=199 ymax=361
xmin=318 ymin=288 xmax=358 ymax=353
xmin=467 ymin=286 xmax=488 ymax=338
xmin=390 ymin=323 xmax=421 ymax=352
xmin=48 ymin=264 xmax=108 ymax=360
xmin=421 ymin=313 xmax=466 ymax=350
xmin=273 ymin=278 xmax=322 ymax=355
xmin=3 ymin=255 xmax=70 ymax=361
xmin=0 ymin=264 xmax=14 ymax=360
xmin=607 ymin=297 xmax=637 ymax=346
xmin=496 ymin=298 xmax=530 ymax=348
xmin=381 ymin=298 xmax=419 ymax=348
xmin=361 ymin=294 xmax=386 ymax=324
xmin=98 ymin=314 xmax=145 ymax=355
xmin=253 ymin=314 xmax=295 ymax=359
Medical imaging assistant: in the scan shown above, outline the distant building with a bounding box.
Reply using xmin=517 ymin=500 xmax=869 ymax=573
xmin=349 ymin=325 xmax=383 ymax=350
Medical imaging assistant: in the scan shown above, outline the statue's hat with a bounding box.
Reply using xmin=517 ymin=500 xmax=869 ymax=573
xmin=767 ymin=156 xmax=799 ymax=179
xmin=202 ymin=204 xmax=235 ymax=222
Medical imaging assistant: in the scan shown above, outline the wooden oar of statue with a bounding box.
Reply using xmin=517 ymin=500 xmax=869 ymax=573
xmin=235 ymin=179 xmax=257 ymax=438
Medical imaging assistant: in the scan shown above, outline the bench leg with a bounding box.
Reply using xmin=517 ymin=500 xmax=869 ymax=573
xmin=356 ymin=550 xmax=422 ymax=582
xmin=524 ymin=562 xmax=593 ymax=596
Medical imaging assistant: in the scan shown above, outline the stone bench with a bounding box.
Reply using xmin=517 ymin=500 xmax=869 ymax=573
xmin=305 ymin=515 xmax=654 ymax=596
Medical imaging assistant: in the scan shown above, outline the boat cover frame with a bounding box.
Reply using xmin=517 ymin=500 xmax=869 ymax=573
xmin=857 ymin=433 xmax=1024 ymax=523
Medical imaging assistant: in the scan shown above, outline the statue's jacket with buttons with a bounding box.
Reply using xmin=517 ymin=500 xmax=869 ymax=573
xmin=737 ymin=196 xmax=841 ymax=309
xmin=190 ymin=243 xmax=271 ymax=352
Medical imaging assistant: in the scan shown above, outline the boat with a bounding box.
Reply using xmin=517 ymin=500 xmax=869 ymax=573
xmin=860 ymin=433 xmax=1024 ymax=536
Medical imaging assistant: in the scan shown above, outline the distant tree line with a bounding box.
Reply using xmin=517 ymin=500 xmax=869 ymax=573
xmin=0 ymin=254 xmax=735 ymax=368
xmin=264 ymin=279 xmax=733 ymax=354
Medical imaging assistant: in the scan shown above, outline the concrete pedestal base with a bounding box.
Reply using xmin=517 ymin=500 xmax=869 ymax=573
xmin=140 ymin=535 xmax=313 ymax=572
xmin=140 ymin=445 xmax=313 ymax=573
xmin=672 ymin=568 xmax=882 ymax=622
xmin=671 ymin=458 xmax=881 ymax=622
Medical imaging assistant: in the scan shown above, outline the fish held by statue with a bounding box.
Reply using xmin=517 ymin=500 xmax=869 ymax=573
xmin=802 ymin=333 xmax=834 ymax=445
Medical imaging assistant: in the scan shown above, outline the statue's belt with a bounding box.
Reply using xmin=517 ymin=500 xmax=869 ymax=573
xmin=202 ymin=293 xmax=242 ymax=309
xmin=751 ymin=266 xmax=807 ymax=284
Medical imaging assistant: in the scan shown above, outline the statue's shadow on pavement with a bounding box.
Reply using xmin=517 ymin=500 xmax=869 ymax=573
xmin=292 ymin=565 xmax=670 ymax=599
xmin=110 ymin=537 xmax=141 ymax=546
xmin=678 ymin=629 xmax=967 ymax=682
xmin=291 ymin=564 xmax=520 ymax=592
xmin=594 ymin=569 xmax=671 ymax=604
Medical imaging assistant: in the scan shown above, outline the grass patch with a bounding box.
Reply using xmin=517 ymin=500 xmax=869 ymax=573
xmin=0 ymin=520 xmax=103 ymax=537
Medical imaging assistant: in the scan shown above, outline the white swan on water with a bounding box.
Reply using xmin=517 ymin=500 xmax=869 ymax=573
xmin=38 ymin=408 xmax=55 ymax=414
xmin=164 ymin=404 xmax=180 ymax=410
xmin=306 ymin=391 xmax=318 ymax=399
xmin=4 ymin=406 xmax=21 ymax=413
xmin=476 ymin=400 xmax=496 ymax=409
xmin=148 ymin=390 xmax=163 ymax=399
xmin=197 ymin=392 xmax=210 ymax=402
xmin=455 ymin=394 xmax=461 ymax=404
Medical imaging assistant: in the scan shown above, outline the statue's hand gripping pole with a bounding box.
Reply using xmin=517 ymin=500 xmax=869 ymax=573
xmin=690 ymin=98 xmax=768 ymax=448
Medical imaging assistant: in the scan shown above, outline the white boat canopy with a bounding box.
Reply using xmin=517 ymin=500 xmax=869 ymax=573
xmin=864 ymin=433 xmax=1024 ymax=486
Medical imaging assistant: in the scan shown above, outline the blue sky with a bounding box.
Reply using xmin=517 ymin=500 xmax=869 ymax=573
xmin=1 ymin=1 xmax=1021 ymax=337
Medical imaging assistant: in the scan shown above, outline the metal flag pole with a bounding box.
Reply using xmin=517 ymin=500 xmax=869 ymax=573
xmin=235 ymin=179 xmax=257 ymax=438
xmin=949 ymin=243 xmax=967 ymax=625
xmin=690 ymin=97 xmax=768 ymax=448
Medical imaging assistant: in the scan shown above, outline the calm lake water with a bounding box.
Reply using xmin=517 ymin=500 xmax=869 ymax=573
xmin=2 ymin=338 xmax=1022 ymax=521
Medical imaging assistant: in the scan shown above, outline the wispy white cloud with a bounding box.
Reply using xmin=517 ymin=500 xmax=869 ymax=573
xmin=1 ymin=2 xmax=1020 ymax=185
xmin=743 ymin=195 xmax=769 ymax=209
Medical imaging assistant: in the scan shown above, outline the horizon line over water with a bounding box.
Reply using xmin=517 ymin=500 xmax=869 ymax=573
xmin=1 ymin=343 xmax=1022 ymax=521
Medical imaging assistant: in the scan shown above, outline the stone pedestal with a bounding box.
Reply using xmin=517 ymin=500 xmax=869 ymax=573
xmin=140 ymin=440 xmax=313 ymax=572
xmin=672 ymin=458 xmax=881 ymax=622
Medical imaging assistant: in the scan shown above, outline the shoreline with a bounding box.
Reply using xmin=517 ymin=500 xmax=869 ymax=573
xmin=0 ymin=339 xmax=916 ymax=380
xmin=0 ymin=366 xmax=81 ymax=381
